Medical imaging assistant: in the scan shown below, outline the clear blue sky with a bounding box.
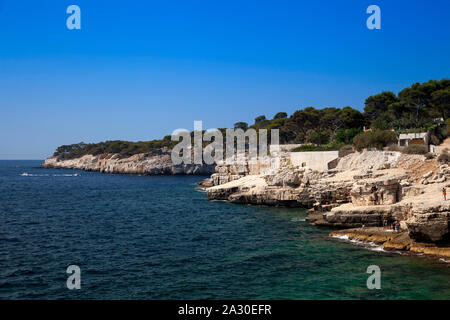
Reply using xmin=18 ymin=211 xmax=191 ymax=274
xmin=0 ymin=0 xmax=449 ymax=159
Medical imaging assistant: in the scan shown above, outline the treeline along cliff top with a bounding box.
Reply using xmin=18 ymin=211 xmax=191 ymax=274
xmin=53 ymin=79 xmax=450 ymax=159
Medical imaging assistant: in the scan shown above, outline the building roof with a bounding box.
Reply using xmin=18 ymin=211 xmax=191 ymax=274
xmin=398 ymin=132 xmax=429 ymax=139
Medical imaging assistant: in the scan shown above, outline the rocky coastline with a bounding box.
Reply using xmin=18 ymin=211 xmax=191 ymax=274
xmin=330 ymin=228 xmax=450 ymax=258
xmin=41 ymin=149 xmax=215 ymax=175
xmin=42 ymin=147 xmax=450 ymax=259
xmin=201 ymin=149 xmax=450 ymax=259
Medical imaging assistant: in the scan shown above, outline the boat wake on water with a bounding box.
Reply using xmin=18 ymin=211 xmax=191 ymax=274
xmin=20 ymin=173 xmax=80 ymax=177
xmin=331 ymin=235 xmax=387 ymax=253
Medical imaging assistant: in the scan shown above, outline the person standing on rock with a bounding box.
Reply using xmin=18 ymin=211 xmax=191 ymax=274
xmin=443 ymin=187 xmax=447 ymax=201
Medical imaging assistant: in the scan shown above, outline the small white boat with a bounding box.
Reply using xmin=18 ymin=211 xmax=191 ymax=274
xmin=21 ymin=172 xmax=29 ymax=176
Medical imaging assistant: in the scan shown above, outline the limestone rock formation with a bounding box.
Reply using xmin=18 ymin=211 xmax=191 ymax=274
xmin=407 ymin=203 xmax=450 ymax=242
xmin=42 ymin=151 xmax=215 ymax=175
xmin=205 ymin=150 xmax=450 ymax=245
xmin=350 ymin=175 xmax=405 ymax=206
xmin=330 ymin=227 xmax=450 ymax=257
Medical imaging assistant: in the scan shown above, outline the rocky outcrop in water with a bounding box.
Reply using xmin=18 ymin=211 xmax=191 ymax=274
xmin=330 ymin=227 xmax=450 ymax=258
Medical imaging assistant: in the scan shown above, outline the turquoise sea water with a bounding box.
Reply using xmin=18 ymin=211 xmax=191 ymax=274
xmin=0 ymin=160 xmax=449 ymax=299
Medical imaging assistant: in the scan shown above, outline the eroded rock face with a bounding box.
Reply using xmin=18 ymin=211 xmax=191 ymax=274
xmin=317 ymin=203 xmax=411 ymax=228
xmin=312 ymin=181 xmax=353 ymax=206
xmin=228 ymin=187 xmax=302 ymax=207
xmin=264 ymin=170 xmax=302 ymax=187
xmin=42 ymin=152 xmax=216 ymax=175
xmin=205 ymin=165 xmax=354 ymax=208
xmin=350 ymin=176 xmax=404 ymax=206
xmin=207 ymin=186 xmax=240 ymax=201
xmin=406 ymin=203 xmax=450 ymax=242
xmin=319 ymin=205 xmax=393 ymax=228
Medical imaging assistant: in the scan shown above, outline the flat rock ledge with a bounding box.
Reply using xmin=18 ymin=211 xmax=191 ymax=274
xmin=330 ymin=227 xmax=450 ymax=259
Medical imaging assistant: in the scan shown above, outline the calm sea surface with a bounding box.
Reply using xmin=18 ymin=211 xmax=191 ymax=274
xmin=0 ymin=160 xmax=449 ymax=299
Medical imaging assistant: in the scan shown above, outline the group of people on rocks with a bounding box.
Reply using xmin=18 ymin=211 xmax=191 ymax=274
xmin=383 ymin=220 xmax=401 ymax=232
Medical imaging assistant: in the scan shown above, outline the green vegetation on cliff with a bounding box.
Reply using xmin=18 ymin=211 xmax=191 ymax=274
xmin=249 ymin=79 xmax=449 ymax=145
xmin=54 ymin=138 xmax=177 ymax=160
xmin=53 ymin=79 xmax=450 ymax=159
